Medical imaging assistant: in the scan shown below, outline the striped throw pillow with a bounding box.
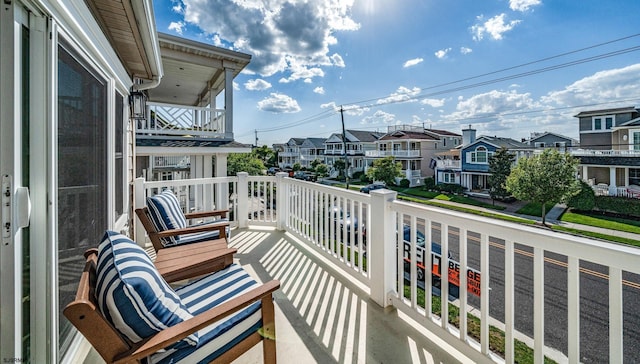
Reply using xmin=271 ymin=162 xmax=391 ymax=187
xmin=147 ymin=190 xmax=187 ymax=246
xmin=95 ymin=231 xmax=198 ymax=349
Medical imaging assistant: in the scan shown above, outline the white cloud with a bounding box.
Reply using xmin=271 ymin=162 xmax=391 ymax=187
xmin=321 ymin=101 xmax=338 ymax=110
xmin=314 ymin=87 xmax=325 ymax=95
xmin=471 ymin=14 xmax=521 ymax=41
xmin=460 ymin=47 xmax=473 ymax=55
xmin=245 ymin=79 xmax=272 ymax=91
xmin=257 ymin=93 xmax=301 ymax=113
xmin=435 ymin=48 xmax=452 ymax=59
xmin=180 ymin=0 xmax=359 ymax=77
xmin=420 ymin=98 xmax=446 ymax=108
xmin=453 ymin=89 xmax=536 ymax=117
xmin=168 ymin=21 xmax=186 ymax=34
xmin=403 ymin=58 xmax=424 ymax=68
xmin=377 ymin=86 xmax=421 ymax=105
xmin=279 ymin=60 xmax=325 ymax=83
xmin=541 ymin=63 xmax=640 ymax=107
xmin=509 ymin=0 xmax=542 ymax=12
xmin=360 ymin=110 xmax=397 ymax=125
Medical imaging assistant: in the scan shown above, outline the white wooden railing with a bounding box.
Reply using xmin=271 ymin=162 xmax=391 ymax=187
xmin=571 ymin=149 xmax=640 ymax=157
xmin=436 ymin=159 xmax=461 ymax=169
xmin=366 ymin=150 xmax=421 ymax=158
xmin=133 ymin=173 xmax=640 ymax=363
xmin=138 ymin=102 xmax=227 ymax=137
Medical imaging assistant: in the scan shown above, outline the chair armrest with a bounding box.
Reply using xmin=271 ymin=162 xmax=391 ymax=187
xmin=184 ymin=209 xmax=229 ymax=219
xmin=155 ymin=221 xmax=229 ymax=238
xmin=113 ymin=280 xmax=281 ymax=364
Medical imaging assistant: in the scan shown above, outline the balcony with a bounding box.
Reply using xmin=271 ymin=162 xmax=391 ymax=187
xmin=571 ymin=149 xmax=640 ymax=157
xmin=132 ymin=174 xmax=640 ymax=364
xmin=436 ymin=159 xmax=461 ymax=169
xmin=137 ymin=102 xmax=229 ymax=138
xmin=366 ymin=150 xmax=421 ymax=158
xmin=279 ymin=151 xmax=298 ymax=157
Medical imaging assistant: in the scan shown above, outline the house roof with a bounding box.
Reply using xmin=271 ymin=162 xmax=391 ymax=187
xmin=346 ymin=130 xmax=384 ymax=142
xmin=425 ymin=129 xmax=462 ymax=137
xmin=379 ymin=131 xmax=439 ymax=141
xmin=286 ymin=138 xmax=306 ymax=146
xmin=619 ymin=116 xmax=640 ymax=127
xmin=574 ymin=106 xmax=639 ymax=118
xmin=302 ymin=138 xmax=327 ymax=148
xmin=466 ymin=136 xmax=531 ymax=150
xmin=528 ymin=132 xmax=577 ymax=144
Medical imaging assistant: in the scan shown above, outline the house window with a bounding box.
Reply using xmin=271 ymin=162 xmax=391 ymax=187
xmin=443 ymin=172 xmax=455 ymax=183
xmin=633 ymin=131 xmax=640 ymax=151
xmin=593 ymin=115 xmax=614 ymax=131
xmin=380 ymin=144 xmax=387 ymax=151
xmin=476 ymin=146 xmax=488 ymax=163
xmin=605 ymin=117 xmax=613 ymax=129
xmin=534 ymin=142 xmax=545 ymax=148
xmin=57 ymin=41 xmax=108 ymax=351
xmin=630 ymin=169 xmax=640 ymax=185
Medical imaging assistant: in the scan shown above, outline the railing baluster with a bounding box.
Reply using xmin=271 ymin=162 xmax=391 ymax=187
xmin=410 ymin=215 xmax=417 ymax=310
xmin=568 ymin=256 xmax=580 ymax=364
xmin=480 ymin=234 xmax=489 ymax=355
xmin=609 ymin=267 xmax=623 ymax=364
xmin=441 ymin=224 xmax=449 ymax=329
xmin=533 ymin=247 xmax=544 ymax=364
xmin=505 ymin=240 xmax=515 ymax=363
xmin=459 ymin=228 xmax=468 ymax=342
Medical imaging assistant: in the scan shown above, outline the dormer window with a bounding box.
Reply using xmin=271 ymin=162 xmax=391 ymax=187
xmin=468 ymin=146 xmax=493 ymax=164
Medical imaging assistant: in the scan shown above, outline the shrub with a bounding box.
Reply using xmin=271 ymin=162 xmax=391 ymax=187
xmin=360 ymin=173 xmax=371 ymax=183
xmin=595 ymin=196 xmax=640 ymax=217
xmin=399 ymin=178 xmax=410 ymax=188
xmin=424 ymin=177 xmax=436 ymax=190
xmin=437 ymin=183 xmax=464 ymax=194
xmin=352 ymin=171 xmax=364 ymax=180
xmin=567 ymin=180 xmax=595 ymax=211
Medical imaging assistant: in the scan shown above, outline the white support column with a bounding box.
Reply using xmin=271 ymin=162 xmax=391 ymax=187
xmin=148 ymin=156 xmax=154 ymax=180
xmin=624 ymin=167 xmax=629 ymax=187
xmin=582 ymin=165 xmax=589 ymax=183
xmin=134 ymin=177 xmax=147 ymax=246
xmin=214 ymin=154 xmax=229 ymax=211
xmin=609 ymin=167 xmax=617 ymax=195
xmin=369 ymin=189 xmax=398 ymax=307
xmin=224 ymin=67 xmax=234 ymax=139
xmin=203 ymin=155 xmax=214 ymax=211
xmin=192 ymin=155 xmax=203 ymax=212
xmin=276 ymin=172 xmax=288 ymax=230
xmin=237 ymin=172 xmax=249 ymax=228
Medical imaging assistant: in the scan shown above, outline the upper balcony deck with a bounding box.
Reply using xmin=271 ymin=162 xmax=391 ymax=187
xmin=133 ymin=174 xmax=640 ymax=364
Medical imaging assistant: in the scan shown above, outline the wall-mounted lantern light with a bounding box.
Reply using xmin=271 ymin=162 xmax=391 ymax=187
xmin=129 ymin=91 xmax=147 ymax=119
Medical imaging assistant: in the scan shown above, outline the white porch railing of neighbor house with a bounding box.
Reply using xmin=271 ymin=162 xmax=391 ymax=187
xmin=571 ymin=149 xmax=640 ymax=157
xmin=436 ymin=159 xmax=461 ymax=169
xmin=133 ymin=173 xmax=640 ymax=363
xmin=139 ymin=102 xmax=226 ymax=137
xmin=366 ymin=150 xmax=421 ymax=158
xmin=152 ymin=156 xmax=190 ymax=169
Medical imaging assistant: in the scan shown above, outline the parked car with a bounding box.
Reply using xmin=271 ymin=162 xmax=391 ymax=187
xmin=330 ymin=206 xmax=365 ymax=245
xmin=267 ymin=167 xmax=281 ymax=175
xmin=293 ymin=171 xmax=317 ymax=182
xmin=360 ymin=183 xmax=386 ymax=193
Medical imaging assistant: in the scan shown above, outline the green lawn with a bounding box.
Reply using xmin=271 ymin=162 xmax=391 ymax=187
xmin=434 ymin=194 xmax=506 ymax=211
xmin=551 ymin=225 xmax=640 ymax=248
xmin=516 ymin=202 xmax=556 ymax=217
xmin=561 ymin=211 xmax=640 ymax=234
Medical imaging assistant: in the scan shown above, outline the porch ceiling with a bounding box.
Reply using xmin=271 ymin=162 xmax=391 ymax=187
xmin=149 ymin=33 xmax=252 ymax=106
xmin=85 ymin=0 xmax=155 ymax=80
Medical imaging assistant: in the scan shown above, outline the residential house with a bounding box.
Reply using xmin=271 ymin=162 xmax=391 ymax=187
xmin=572 ymin=107 xmax=640 ymax=195
xmin=278 ymin=138 xmax=306 ymax=168
xmin=366 ymin=125 xmax=461 ymax=186
xmin=526 ymin=131 xmax=578 ymax=151
xmin=324 ymin=130 xmax=384 ymax=177
xmin=299 ymin=138 xmax=327 ymax=168
xmin=457 ymin=127 xmax=533 ymax=191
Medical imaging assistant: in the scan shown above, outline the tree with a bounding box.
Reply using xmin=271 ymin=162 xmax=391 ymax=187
xmin=567 ymin=180 xmax=596 ymax=211
xmin=366 ymin=156 xmax=402 ymax=186
xmin=488 ymin=148 xmax=515 ymax=203
xmin=310 ymin=158 xmax=323 ymax=170
xmin=333 ymin=159 xmax=346 ymax=179
xmin=506 ymin=149 xmax=580 ymax=225
xmin=252 ymin=145 xmax=276 ymax=167
xmin=227 ymin=153 xmax=265 ymax=176
xmin=292 ymin=162 xmax=302 ymax=171
xmin=315 ymin=163 xmax=329 ymax=178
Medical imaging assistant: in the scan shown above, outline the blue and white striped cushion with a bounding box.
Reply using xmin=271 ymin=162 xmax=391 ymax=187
xmin=95 ymin=231 xmax=198 ymax=349
xmin=150 ymin=264 xmax=263 ymax=364
xmin=178 ymin=219 xmax=231 ymax=245
xmin=147 ymin=190 xmax=187 ymax=246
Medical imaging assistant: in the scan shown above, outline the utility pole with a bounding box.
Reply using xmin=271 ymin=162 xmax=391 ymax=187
xmin=340 ymin=106 xmax=349 ymax=190
xmin=254 ymin=129 xmax=258 ymax=147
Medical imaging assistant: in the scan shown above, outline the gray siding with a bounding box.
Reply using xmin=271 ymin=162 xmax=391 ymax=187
xmin=580 ymin=133 xmax=611 ymax=149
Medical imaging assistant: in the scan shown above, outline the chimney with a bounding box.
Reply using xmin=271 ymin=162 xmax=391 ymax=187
xmin=462 ymin=124 xmax=476 ymax=146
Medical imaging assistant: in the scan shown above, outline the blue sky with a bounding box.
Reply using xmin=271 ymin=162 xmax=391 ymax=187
xmin=153 ymin=0 xmax=640 ymax=147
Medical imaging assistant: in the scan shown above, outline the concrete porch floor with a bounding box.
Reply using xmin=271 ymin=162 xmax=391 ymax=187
xmin=228 ymin=227 xmax=475 ymax=364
